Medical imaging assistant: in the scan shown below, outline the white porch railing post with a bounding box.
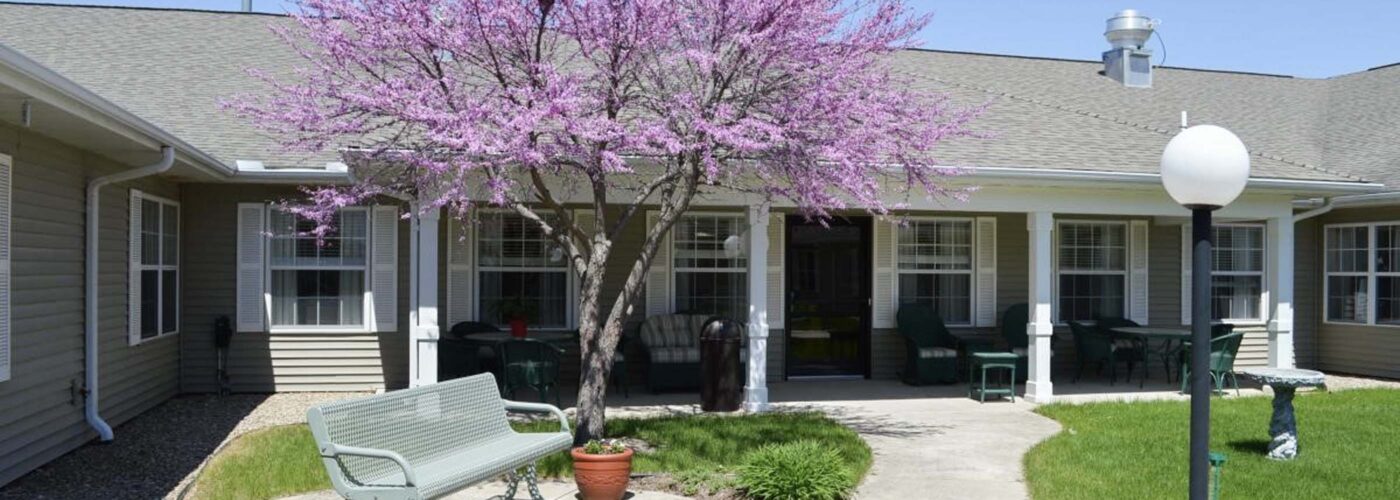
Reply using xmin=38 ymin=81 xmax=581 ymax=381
xmin=744 ymin=204 xmax=771 ymax=412
xmin=1267 ymin=215 xmax=1295 ymax=369
xmin=1025 ymin=211 xmax=1055 ymax=403
xmin=410 ymin=206 xmax=441 ymax=387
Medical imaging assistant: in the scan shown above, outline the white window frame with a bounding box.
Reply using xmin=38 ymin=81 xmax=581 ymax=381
xmin=473 ymin=210 xmax=575 ymax=330
xmin=133 ymin=192 xmax=180 ymax=344
xmin=1054 ymin=220 xmax=1129 ymax=324
xmin=1323 ymin=221 xmax=1400 ymax=328
xmin=671 ymin=212 xmax=749 ymax=319
xmin=894 ymin=217 xmax=976 ymax=327
xmin=266 ymin=207 xmax=372 ymax=333
xmin=1210 ymin=223 xmax=1267 ymax=324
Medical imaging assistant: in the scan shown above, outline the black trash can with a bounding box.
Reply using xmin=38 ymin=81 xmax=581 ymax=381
xmin=700 ymin=316 xmax=744 ymax=412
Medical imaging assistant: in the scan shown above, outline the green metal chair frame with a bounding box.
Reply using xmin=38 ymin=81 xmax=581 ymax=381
xmin=1179 ymin=330 xmax=1246 ymax=396
xmin=499 ymin=339 xmax=564 ymax=406
xmin=895 ymin=303 xmax=960 ymax=385
xmin=1069 ymin=320 xmax=1142 ymax=385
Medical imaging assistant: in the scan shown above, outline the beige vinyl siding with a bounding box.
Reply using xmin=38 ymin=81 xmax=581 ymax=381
xmin=179 ymin=184 xmax=408 ymax=393
xmin=0 ymin=125 xmax=180 ymax=486
xmin=1305 ymin=206 xmax=1400 ymax=379
xmin=1294 ymin=217 xmax=1321 ymax=369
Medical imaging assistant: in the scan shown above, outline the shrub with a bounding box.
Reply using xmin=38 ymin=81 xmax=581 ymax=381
xmin=737 ymin=441 xmax=855 ymax=500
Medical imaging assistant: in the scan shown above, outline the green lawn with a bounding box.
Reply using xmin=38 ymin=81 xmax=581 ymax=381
xmin=193 ymin=412 xmax=869 ymax=499
xmin=1025 ymin=389 xmax=1400 ymax=500
xmin=194 ymin=425 xmax=330 ymax=500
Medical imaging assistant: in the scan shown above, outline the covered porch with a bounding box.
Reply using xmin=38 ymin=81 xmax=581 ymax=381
xmin=402 ymin=178 xmax=1306 ymax=405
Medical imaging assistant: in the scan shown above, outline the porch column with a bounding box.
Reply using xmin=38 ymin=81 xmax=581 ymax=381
xmin=1267 ymin=215 xmax=1295 ymax=369
xmin=744 ymin=203 xmax=771 ymax=412
xmin=409 ymin=206 xmax=441 ymax=387
xmin=1025 ymin=211 xmax=1055 ymax=403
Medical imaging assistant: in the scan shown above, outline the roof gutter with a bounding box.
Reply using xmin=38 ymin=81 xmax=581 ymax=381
xmin=964 ymin=166 xmax=1385 ymax=194
xmin=84 ymin=146 xmax=175 ymax=442
xmin=0 ymin=42 xmax=233 ymax=179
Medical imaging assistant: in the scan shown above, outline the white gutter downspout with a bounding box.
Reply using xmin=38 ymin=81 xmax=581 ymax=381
xmin=84 ymin=146 xmax=175 ymax=441
xmin=1294 ymin=197 xmax=1334 ymax=222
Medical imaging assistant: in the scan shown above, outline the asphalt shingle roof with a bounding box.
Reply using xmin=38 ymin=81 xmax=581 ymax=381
xmin=0 ymin=3 xmax=1390 ymax=186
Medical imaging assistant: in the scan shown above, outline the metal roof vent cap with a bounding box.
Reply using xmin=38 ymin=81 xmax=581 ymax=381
xmin=1103 ymin=9 xmax=1157 ymax=88
xmin=1106 ymin=9 xmax=1156 ymax=49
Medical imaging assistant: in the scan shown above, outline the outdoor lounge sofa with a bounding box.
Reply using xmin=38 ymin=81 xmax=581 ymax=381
xmin=307 ymin=373 xmax=571 ymax=500
xmin=639 ymin=314 xmax=747 ymax=392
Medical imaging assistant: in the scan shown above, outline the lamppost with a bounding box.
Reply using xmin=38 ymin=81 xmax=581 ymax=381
xmin=1160 ymin=124 xmax=1251 ymax=500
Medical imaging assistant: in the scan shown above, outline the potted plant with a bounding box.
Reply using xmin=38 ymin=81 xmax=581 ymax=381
xmin=493 ymin=297 xmax=534 ymax=338
xmin=571 ymin=439 xmax=633 ymax=500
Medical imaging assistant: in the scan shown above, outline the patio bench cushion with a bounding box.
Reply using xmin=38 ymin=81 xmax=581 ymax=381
xmin=1010 ymin=347 xmax=1027 ymax=356
xmin=640 ymin=314 xmax=695 ymax=348
xmin=917 ymin=346 xmax=959 ymax=359
xmin=307 ymin=373 xmax=571 ymax=499
xmin=1111 ymin=339 xmax=1138 ymax=350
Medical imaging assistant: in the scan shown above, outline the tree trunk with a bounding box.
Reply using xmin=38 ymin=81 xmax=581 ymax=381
xmin=573 ymin=241 xmax=616 ymax=445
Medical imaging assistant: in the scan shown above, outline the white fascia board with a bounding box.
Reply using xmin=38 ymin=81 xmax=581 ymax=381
xmin=0 ymin=42 xmax=233 ymax=179
xmin=962 ymin=166 xmax=1384 ymax=195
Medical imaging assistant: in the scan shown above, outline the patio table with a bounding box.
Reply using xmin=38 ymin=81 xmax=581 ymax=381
xmin=1111 ymin=326 xmax=1191 ymax=382
xmin=458 ymin=331 xmax=576 ymax=376
xmin=1239 ymin=368 xmax=1326 ymax=460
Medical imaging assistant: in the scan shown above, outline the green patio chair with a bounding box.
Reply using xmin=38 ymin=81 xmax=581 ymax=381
xmin=1179 ymin=331 xmax=1246 ymax=396
xmin=895 ymin=303 xmax=959 ymax=385
xmin=1096 ymin=316 xmax=1149 ymax=385
xmin=999 ymin=303 xmax=1029 ymax=381
xmin=1069 ymin=320 xmax=1142 ymax=385
xmin=499 ymin=339 xmax=564 ymax=406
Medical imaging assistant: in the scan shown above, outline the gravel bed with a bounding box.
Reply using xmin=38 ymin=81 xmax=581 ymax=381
xmin=0 ymin=392 xmax=359 ymax=500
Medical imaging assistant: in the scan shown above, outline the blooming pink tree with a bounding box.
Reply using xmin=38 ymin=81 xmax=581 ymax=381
xmin=232 ymin=0 xmax=981 ymax=442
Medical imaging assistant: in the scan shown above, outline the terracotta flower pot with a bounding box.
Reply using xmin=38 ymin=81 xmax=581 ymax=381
xmin=571 ymin=447 xmax=633 ymax=500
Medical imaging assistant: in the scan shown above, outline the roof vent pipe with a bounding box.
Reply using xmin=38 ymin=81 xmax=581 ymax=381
xmin=1103 ymin=9 xmax=1157 ymax=88
xmin=242 ymin=0 xmax=253 ymax=12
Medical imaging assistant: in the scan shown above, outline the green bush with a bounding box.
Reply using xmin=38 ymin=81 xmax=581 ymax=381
xmin=737 ymin=441 xmax=855 ymax=500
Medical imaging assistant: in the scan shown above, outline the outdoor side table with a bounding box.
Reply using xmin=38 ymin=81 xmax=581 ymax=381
xmin=968 ymin=352 xmax=1020 ymax=403
xmin=1239 ymin=368 xmax=1326 ymax=460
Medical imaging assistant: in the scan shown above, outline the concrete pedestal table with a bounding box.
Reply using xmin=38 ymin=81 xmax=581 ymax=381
xmin=1239 ymin=368 xmax=1326 ymax=460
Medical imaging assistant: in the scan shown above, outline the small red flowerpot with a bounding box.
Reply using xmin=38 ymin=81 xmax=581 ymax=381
xmin=571 ymin=448 xmax=633 ymax=500
xmin=509 ymin=318 xmax=528 ymax=338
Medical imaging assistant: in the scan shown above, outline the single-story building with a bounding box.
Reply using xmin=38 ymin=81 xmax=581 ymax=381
xmin=0 ymin=3 xmax=1395 ymax=487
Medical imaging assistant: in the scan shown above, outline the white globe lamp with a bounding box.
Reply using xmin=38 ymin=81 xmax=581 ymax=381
xmin=1163 ymin=123 xmax=1250 ymax=500
xmin=1160 ymin=125 xmax=1251 ymax=210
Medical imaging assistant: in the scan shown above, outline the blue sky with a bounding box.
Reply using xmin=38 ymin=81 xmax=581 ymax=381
xmin=10 ymin=0 xmax=1397 ymax=78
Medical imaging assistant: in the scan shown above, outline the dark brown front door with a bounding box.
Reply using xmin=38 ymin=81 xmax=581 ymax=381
xmin=785 ymin=216 xmax=871 ymax=378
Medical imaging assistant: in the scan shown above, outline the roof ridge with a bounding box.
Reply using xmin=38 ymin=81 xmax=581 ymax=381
xmin=895 ymin=69 xmax=1371 ymax=183
xmin=0 ymin=1 xmax=287 ymax=17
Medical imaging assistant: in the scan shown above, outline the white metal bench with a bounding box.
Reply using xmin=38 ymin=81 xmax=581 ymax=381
xmin=307 ymin=373 xmax=572 ymax=499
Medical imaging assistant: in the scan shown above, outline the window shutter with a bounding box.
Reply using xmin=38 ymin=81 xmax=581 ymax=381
xmin=0 ymin=153 xmax=11 ymax=382
xmin=645 ymin=211 xmax=671 ymax=317
xmin=766 ymin=213 xmax=784 ymax=329
xmin=371 ymin=206 xmax=399 ymax=332
xmin=1181 ymin=224 xmax=1191 ymax=325
xmin=128 ymin=190 xmax=143 ymax=345
xmin=235 ymin=203 xmax=267 ymax=332
xmin=974 ymin=216 xmax=998 ymax=327
xmin=872 ymin=219 xmax=896 ymax=329
xmin=1128 ymin=220 xmax=1150 ymax=324
xmin=445 ymin=215 xmax=475 ymax=327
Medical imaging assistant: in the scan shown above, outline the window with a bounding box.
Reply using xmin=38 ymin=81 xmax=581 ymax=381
xmin=477 ymin=212 xmax=569 ymax=328
xmin=673 ymin=214 xmax=748 ymax=321
xmin=1057 ymin=222 xmax=1127 ymax=322
xmin=135 ymin=194 xmax=179 ymax=342
xmin=1210 ymin=225 xmax=1265 ymax=321
xmin=897 ymin=219 xmax=973 ymax=325
xmin=269 ymin=209 xmax=368 ymax=328
xmin=1324 ymin=223 xmax=1400 ymax=325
